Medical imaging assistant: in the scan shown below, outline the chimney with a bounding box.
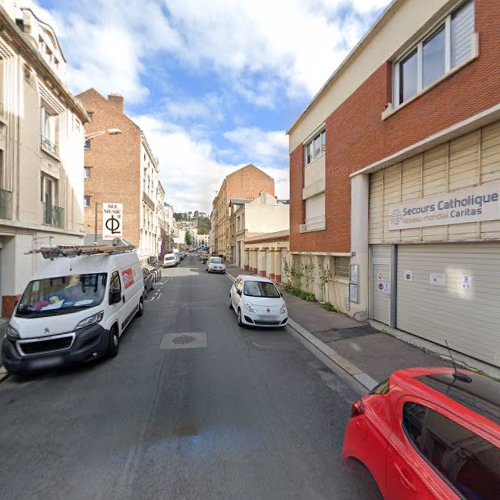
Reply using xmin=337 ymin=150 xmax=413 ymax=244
xmin=108 ymin=93 xmax=124 ymax=112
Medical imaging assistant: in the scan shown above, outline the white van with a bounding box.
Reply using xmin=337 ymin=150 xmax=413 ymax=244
xmin=2 ymin=249 xmax=144 ymax=375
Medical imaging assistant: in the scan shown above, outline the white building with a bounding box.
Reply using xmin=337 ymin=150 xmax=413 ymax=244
xmin=0 ymin=2 xmax=88 ymax=316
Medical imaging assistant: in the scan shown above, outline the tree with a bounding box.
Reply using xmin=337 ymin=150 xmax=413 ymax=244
xmin=185 ymin=231 xmax=192 ymax=245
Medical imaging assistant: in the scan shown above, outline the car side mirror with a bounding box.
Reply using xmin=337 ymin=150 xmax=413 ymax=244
xmin=236 ymin=289 xmax=242 ymax=296
xmin=110 ymin=289 xmax=121 ymax=305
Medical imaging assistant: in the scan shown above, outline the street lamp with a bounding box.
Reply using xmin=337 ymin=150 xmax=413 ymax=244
xmin=85 ymin=128 xmax=122 ymax=141
xmin=84 ymin=128 xmax=123 ymax=243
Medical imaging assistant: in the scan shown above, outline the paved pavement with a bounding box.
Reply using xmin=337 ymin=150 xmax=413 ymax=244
xmin=0 ymin=255 xmax=381 ymax=500
xmin=226 ymin=265 xmax=451 ymax=385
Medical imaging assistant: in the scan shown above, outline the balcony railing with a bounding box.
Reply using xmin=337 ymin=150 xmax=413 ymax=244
xmin=43 ymin=203 xmax=64 ymax=228
xmin=0 ymin=189 xmax=12 ymax=219
xmin=41 ymin=135 xmax=59 ymax=156
xmin=300 ymin=215 xmax=325 ymax=233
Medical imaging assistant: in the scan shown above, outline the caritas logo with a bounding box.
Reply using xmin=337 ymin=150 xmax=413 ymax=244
xmin=121 ymin=268 xmax=135 ymax=289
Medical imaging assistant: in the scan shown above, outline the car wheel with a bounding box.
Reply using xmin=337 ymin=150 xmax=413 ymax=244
xmin=229 ymin=297 xmax=233 ymax=309
xmin=136 ymin=297 xmax=144 ymax=317
xmin=237 ymin=308 xmax=244 ymax=327
xmin=144 ymin=287 xmax=148 ymax=299
xmin=108 ymin=326 xmax=119 ymax=358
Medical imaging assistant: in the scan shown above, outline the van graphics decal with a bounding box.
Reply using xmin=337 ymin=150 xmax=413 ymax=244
xmin=121 ymin=268 xmax=135 ymax=289
xmin=388 ymin=181 xmax=500 ymax=230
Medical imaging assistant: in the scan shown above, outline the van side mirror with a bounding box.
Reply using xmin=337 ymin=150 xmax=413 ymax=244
xmin=109 ymin=289 xmax=121 ymax=304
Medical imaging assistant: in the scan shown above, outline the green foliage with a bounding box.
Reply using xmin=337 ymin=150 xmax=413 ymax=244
xmin=196 ymin=217 xmax=210 ymax=235
xmin=322 ymin=302 xmax=337 ymax=313
xmin=283 ymin=283 xmax=317 ymax=302
xmin=185 ymin=231 xmax=192 ymax=245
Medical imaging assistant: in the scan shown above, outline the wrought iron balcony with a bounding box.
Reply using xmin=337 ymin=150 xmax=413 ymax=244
xmin=299 ymin=215 xmax=326 ymax=233
xmin=0 ymin=189 xmax=12 ymax=219
xmin=43 ymin=203 xmax=64 ymax=228
xmin=41 ymin=135 xmax=59 ymax=156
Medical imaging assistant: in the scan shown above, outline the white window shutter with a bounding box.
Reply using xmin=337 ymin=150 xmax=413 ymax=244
xmin=451 ymin=0 xmax=474 ymax=67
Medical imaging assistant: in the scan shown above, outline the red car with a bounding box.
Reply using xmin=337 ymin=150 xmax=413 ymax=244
xmin=342 ymin=367 xmax=500 ymax=499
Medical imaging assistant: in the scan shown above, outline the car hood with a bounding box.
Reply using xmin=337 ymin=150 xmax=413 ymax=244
xmin=10 ymin=307 xmax=102 ymax=339
xmin=243 ymin=296 xmax=285 ymax=308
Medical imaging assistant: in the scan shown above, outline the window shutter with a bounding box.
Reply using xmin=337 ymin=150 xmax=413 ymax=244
xmin=451 ymin=0 xmax=474 ymax=67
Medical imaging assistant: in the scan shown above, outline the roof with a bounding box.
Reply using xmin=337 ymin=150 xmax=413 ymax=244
xmin=229 ymin=198 xmax=252 ymax=206
xmin=0 ymin=6 xmax=88 ymax=122
xmin=392 ymin=368 xmax=500 ymax=427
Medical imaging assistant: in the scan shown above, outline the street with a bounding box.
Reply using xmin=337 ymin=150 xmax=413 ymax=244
xmin=0 ymin=255 xmax=379 ymax=500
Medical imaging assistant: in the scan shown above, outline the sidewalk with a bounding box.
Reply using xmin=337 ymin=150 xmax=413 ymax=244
xmin=227 ymin=265 xmax=455 ymax=389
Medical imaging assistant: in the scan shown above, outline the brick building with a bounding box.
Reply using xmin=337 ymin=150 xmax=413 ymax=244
xmin=287 ymin=0 xmax=499 ymax=367
xmin=210 ymin=164 xmax=275 ymax=260
xmin=77 ymin=89 xmax=166 ymax=262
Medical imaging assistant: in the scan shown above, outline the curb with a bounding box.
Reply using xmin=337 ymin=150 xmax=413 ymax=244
xmin=226 ymin=269 xmax=378 ymax=392
xmin=286 ymin=319 xmax=378 ymax=392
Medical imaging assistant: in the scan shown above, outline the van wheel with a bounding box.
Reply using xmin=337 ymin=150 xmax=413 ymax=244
xmin=136 ymin=297 xmax=144 ymax=317
xmin=108 ymin=326 xmax=119 ymax=358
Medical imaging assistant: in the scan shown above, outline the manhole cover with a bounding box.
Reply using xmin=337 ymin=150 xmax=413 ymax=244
xmin=160 ymin=332 xmax=207 ymax=350
xmin=172 ymin=335 xmax=196 ymax=345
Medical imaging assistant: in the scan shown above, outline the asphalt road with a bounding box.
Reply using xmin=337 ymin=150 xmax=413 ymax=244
xmin=0 ymin=255 xmax=380 ymax=500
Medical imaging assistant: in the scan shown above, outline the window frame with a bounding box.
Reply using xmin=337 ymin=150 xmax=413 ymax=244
xmin=304 ymin=128 xmax=326 ymax=167
xmin=84 ymin=166 xmax=91 ymax=178
xmin=401 ymin=399 xmax=498 ymax=500
xmin=392 ymin=0 xmax=474 ymax=107
xmin=83 ymin=195 xmax=91 ymax=208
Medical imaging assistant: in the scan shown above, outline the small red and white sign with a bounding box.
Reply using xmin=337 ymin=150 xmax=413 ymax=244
xmin=121 ymin=268 xmax=135 ymax=289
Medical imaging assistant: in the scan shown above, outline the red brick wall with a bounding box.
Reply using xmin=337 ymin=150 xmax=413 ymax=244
xmin=226 ymin=164 xmax=275 ymax=201
xmin=291 ymin=0 xmax=500 ymax=253
xmin=77 ymin=89 xmax=142 ymax=246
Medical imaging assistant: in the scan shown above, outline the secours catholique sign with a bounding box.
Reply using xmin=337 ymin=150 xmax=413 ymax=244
xmin=388 ymin=181 xmax=500 ymax=230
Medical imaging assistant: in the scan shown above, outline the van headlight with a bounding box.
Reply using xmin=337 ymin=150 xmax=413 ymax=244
xmin=6 ymin=325 xmax=20 ymax=340
xmin=280 ymin=304 xmax=287 ymax=314
xmin=244 ymin=301 xmax=256 ymax=313
xmin=75 ymin=311 xmax=104 ymax=330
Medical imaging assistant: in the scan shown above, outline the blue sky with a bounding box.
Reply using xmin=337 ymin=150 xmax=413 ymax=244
xmin=30 ymin=0 xmax=390 ymax=212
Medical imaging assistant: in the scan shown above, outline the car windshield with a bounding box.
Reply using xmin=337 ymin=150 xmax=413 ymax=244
xmin=243 ymin=281 xmax=280 ymax=298
xmin=210 ymin=257 xmax=223 ymax=264
xmin=16 ymin=273 xmax=108 ymax=318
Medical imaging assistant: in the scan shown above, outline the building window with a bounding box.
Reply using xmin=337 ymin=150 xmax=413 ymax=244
xmin=304 ymin=129 xmax=326 ymax=166
xmin=40 ymin=105 xmax=58 ymax=155
xmin=84 ymin=195 xmax=91 ymax=207
xmin=84 ymin=167 xmax=91 ymax=178
xmin=84 ymin=139 xmax=91 ymax=150
xmin=87 ymin=111 xmax=94 ymax=122
xmin=333 ymin=257 xmax=350 ymax=279
xmin=393 ymin=0 xmax=474 ymax=106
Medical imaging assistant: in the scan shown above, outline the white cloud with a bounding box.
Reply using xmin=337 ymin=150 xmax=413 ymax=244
xmin=26 ymin=0 xmax=391 ymax=104
xmin=223 ymin=127 xmax=288 ymax=169
xmin=165 ymin=94 xmax=224 ymax=122
xmin=134 ymin=115 xmax=289 ymax=212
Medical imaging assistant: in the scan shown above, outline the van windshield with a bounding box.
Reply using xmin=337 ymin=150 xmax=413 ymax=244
xmin=16 ymin=273 xmax=108 ymax=318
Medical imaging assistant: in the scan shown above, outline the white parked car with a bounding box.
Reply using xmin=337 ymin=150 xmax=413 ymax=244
xmin=163 ymin=253 xmax=178 ymax=268
xmin=229 ymin=275 xmax=288 ymax=328
xmin=206 ymin=256 xmax=226 ymax=274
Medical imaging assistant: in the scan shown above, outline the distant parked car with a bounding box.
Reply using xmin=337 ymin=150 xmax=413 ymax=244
xmin=163 ymin=253 xmax=178 ymax=268
xmin=342 ymin=367 xmax=500 ymax=500
xmin=206 ymin=256 xmax=226 ymax=274
xmin=142 ymin=267 xmax=154 ymax=297
xmin=199 ymin=253 xmax=209 ymax=263
xmin=229 ymin=275 xmax=288 ymax=328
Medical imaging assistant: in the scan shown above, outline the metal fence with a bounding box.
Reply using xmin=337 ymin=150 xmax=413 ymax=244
xmin=43 ymin=203 xmax=64 ymax=228
xmin=0 ymin=189 xmax=12 ymax=219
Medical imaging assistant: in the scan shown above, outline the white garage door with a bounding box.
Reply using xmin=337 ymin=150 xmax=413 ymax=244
xmin=397 ymin=243 xmax=500 ymax=367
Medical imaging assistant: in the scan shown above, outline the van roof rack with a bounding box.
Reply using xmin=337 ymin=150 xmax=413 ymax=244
xmin=27 ymin=243 xmax=136 ymax=260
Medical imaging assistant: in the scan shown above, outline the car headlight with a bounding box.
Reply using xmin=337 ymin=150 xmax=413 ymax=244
xmin=280 ymin=304 xmax=287 ymax=315
xmin=75 ymin=310 xmax=104 ymax=330
xmin=6 ymin=324 xmax=20 ymax=340
xmin=244 ymin=301 xmax=256 ymax=313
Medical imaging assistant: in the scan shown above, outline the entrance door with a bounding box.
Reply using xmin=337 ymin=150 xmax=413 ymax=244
xmin=371 ymin=245 xmax=392 ymax=325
